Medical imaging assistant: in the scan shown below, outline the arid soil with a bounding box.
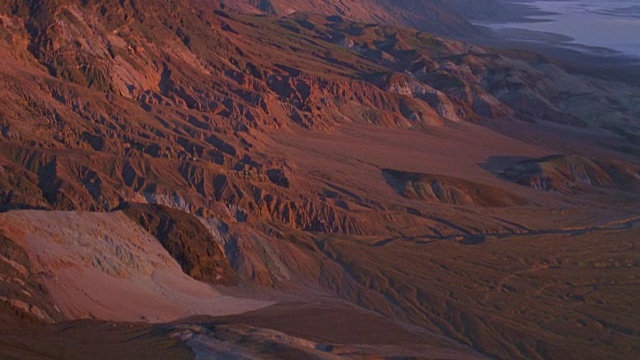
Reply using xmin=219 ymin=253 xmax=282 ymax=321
xmin=1 ymin=0 xmax=639 ymax=359
xmin=0 ymin=210 xmax=271 ymax=323
xmin=0 ymin=305 xmax=194 ymax=360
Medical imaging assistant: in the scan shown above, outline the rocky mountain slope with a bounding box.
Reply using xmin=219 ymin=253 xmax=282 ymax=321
xmin=1 ymin=0 xmax=640 ymax=359
xmin=0 ymin=210 xmax=268 ymax=322
xmin=1 ymin=0 xmax=638 ymax=222
xmin=501 ymin=155 xmax=640 ymax=194
xmin=219 ymin=0 xmax=481 ymax=37
xmin=120 ymin=203 xmax=238 ymax=286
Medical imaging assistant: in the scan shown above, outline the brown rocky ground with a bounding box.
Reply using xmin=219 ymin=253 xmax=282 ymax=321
xmin=0 ymin=304 xmax=193 ymax=360
xmin=1 ymin=0 xmax=640 ymax=359
xmin=120 ymin=203 xmax=238 ymax=286
xmin=0 ymin=210 xmax=270 ymax=323
xmin=1 ymin=0 xmax=638 ymax=220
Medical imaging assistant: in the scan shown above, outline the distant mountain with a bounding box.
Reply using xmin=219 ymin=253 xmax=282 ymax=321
xmin=219 ymin=0 xmax=482 ymax=36
xmin=444 ymin=0 xmax=512 ymax=21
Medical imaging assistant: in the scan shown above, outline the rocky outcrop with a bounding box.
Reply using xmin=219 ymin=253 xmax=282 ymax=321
xmin=0 ymin=234 xmax=61 ymax=322
xmin=501 ymin=155 xmax=640 ymax=194
xmin=120 ymin=203 xmax=237 ymax=286
xmin=383 ymin=169 xmax=527 ymax=207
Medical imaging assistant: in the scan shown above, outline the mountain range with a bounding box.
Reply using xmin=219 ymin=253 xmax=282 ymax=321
xmin=1 ymin=0 xmax=639 ymax=359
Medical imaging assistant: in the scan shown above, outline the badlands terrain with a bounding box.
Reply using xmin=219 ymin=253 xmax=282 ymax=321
xmin=0 ymin=0 xmax=639 ymax=359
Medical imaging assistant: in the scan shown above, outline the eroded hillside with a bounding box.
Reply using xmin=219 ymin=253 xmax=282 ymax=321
xmin=1 ymin=0 xmax=638 ymax=225
xmin=1 ymin=1 xmax=640 ymax=359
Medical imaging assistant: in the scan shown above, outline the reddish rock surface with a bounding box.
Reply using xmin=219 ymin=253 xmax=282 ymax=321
xmin=0 ymin=1 xmax=639 ymax=359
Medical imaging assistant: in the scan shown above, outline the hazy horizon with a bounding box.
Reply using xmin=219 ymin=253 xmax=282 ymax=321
xmin=484 ymin=0 xmax=640 ymax=57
